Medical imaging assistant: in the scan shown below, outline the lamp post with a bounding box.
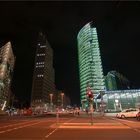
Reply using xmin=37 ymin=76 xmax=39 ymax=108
xmin=61 ymin=93 xmax=64 ymax=109
xmin=49 ymin=93 xmax=53 ymax=111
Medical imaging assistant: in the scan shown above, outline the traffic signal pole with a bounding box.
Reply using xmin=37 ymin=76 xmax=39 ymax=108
xmin=87 ymin=87 xmax=94 ymax=125
xmin=89 ymin=99 xmax=93 ymax=125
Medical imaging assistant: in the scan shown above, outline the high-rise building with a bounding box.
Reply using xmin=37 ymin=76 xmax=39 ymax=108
xmin=77 ymin=22 xmax=105 ymax=106
xmin=105 ymin=71 xmax=117 ymax=91
xmin=105 ymin=71 xmax=130 ymax=91
xmin=0 ymin=42 xmax=15 ymax=110
xmin=31 ymin=32 xmax=56 ymax=108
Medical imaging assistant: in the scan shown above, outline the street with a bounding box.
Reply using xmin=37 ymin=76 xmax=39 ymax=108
xmin=0 ymin=113 xmax=140 ymax=140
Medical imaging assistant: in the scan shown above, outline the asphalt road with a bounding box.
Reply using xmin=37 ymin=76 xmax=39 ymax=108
xmin=0 ymin=113 xmax=140 ymax=140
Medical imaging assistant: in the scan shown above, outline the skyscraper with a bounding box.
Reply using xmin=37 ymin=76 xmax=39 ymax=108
xmin=0 ymin=42 xmax=15 ymax=110
xmin=31 ymin=32 xmax=55 ymax=108
xmin=77 ymin=22 xmax=105 ymax=106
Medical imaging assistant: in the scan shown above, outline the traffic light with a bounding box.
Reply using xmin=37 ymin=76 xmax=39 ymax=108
xmin=87 ymin=91 xmax=93 ymax=99
xmin=86 ymin=86 xmax=94 ymax=104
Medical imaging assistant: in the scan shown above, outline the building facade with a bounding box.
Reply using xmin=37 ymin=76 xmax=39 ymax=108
xmin=0 ymin=42 xmax=15 ymax=110
xmin=77 ymin=22 xmax=105 ymax=107
xmin=105 ymin=71 xmax=130 ymax=91
xmin=97 ymin=90 xmax=140 ymax=112
xmin=31 ymin=32 xmax=56 ymax=108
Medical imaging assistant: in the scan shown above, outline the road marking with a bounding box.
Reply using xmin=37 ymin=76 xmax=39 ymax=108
xmin=58 ymin=125 xmax=130 ymax=129
xmin=133 ymin=129 xmax=140 ymax=132
xmin=113 ymin=118 xmax=135 ymax=122
xmin=112 ymin=118 xmax=140 ymax=133
xmin=0 ymin=121 xmax=42 ymax=134
xmin=45 ymin=117 xmax=76 ymax=139
xmin=45 ymin=128 xmax=58 ymax=138
xmin=0 ymin=121 xmax=35 ymax=129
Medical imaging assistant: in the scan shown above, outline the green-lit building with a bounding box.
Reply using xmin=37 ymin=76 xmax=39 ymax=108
xmin=77 ymin=22 xmax=105 ymax=107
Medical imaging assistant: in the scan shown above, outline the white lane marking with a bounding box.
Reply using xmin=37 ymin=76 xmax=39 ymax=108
xmin=113 ymin=118 xmax=140 ymax=133
xmin=45 ymin=128 xmax=57 ymax=138
xmin=0 ymin=121 xmax=42 ymax=134
xmin=112 ymin=118 xmax=134 ymax=122
xmin=0 ymin=117 xmax=56 ymax=129
xmin=133 ymin=129 xmax=140 ymax=133
xmin=0 ymin=121 xmax=35 ymax=129
xmin=45 ymin=117 xmax=76 ymax=139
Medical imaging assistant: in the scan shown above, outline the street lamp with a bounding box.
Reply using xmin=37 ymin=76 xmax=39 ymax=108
xmin=61 ymin=93 xmax=64 ymax=108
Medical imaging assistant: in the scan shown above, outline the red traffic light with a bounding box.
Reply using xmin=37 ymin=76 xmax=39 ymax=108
xmin=87 ymin=91 xmax=93 ymax=98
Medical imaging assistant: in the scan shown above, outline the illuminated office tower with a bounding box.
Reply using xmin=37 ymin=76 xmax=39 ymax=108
xmin=0 ymin=42 xmax=15 ymax=110
xmin=77 ymin=22 xmax=105 ymax=105
xmin=31 ymin=32 xmax=55 ymax=108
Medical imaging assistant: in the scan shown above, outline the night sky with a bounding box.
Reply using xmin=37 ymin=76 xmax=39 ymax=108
xmin=0 ymin=1 xmax=140 ymax=107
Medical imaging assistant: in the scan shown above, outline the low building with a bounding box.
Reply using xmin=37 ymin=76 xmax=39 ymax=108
xmin=96 ymin=89 xmax=140 ymax=112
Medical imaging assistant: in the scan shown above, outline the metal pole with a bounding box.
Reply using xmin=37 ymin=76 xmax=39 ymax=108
xmin=101 ymin=91 xmax=104 ymax=116
xmin=90 ymin=101 xmax=93 ymax=125
xmin=56 ymin=108 xmax=59 ymax=125
xmin=56 ymin=112 xmax=59 ymax=125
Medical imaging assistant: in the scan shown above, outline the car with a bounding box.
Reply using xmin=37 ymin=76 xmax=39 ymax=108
xmin=116 ymin=108 xmax=139 ymax=119
xmin=43 ymin=110 xmax=48 ymax=114
xmin=136 ymin=111 xmax=140 ymax=120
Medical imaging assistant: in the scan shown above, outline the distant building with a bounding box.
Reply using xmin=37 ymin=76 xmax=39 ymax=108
xmin=31 ymin=32 xmax=56 ymax=108
xmin=54 ymin=90 xmax=71 ymax=108
xmin=105 ymin=71 xmax=130 ymax=91
xmin=77 ymin=22 xmax=105 ymax=107
xmin=0 ymin=42 xmax=15 ymax=110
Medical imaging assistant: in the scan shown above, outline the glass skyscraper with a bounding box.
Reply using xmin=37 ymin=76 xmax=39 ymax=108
xmin=77 ymin=22 xmax=105 ymax=106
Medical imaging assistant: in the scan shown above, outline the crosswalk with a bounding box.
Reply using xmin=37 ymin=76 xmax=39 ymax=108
xmin=50 ymin=122 xmax=130 ymax=129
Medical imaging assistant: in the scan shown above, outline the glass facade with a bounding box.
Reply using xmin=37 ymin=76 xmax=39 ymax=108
xmin=77 ymin=22 xmax=105 ymax=106
xmin=105 ymin=71 xmax=130 ymax=91
xmin=105 ymin=71 xmax=118 ymax=90
xmin=97 ymin=90 xmax=140 ymax=112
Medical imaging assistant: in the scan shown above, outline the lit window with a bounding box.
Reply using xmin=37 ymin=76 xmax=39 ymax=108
xmin=40 ymin=45 xmax=46 ymax=48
